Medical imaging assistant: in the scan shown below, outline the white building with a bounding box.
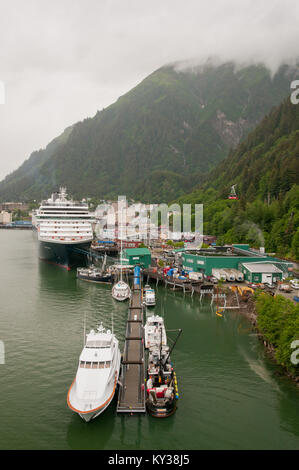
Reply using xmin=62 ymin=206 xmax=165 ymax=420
xmin=0 ymin=211 xmax=12 ymax=224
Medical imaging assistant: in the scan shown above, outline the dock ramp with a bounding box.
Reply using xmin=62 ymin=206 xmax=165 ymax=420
xmin=117 ymin=269 xmax=145 ymax=414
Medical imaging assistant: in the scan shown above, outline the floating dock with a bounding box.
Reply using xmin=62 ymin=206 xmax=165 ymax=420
xmin=117 ymin=267 xmax=146 ymax=414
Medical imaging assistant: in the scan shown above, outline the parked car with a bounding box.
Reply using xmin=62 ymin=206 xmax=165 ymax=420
xmin=290 ymin=280 xmax=299 ymax=289
xmin=279 ymin=284 xmax=292 ymax=292
xmin=248 ymin=283 xmax=265 ymax=290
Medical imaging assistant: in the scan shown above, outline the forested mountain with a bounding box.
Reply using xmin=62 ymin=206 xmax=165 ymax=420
xmin=177 ymin=97 xmax=299 ymax=259
xmin=0 ymin=61 xmax=298 ymax=202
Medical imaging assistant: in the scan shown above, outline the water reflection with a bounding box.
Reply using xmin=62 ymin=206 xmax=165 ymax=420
xmin=66 ymin=403 xmax=116 ymax=450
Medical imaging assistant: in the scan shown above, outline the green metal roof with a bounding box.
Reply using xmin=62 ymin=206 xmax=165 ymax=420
xmin=123 ymin=248 xmax=151 ymax=256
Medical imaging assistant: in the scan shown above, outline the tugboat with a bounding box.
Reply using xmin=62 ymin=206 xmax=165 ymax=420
xmin=145 ymin=329 xmax=182 ymax=418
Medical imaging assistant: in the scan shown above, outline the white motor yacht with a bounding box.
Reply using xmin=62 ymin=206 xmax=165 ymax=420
xmin=67 ymin=324 xmax=121 ymax=422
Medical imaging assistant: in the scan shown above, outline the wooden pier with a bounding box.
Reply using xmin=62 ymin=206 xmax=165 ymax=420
xmin=144 ymin=269 xmax=212 ymax=296
xmin=144 ymin=268 xmax=241 ymax=309
xmin=117 ymin=283 xmax=146 ymax=414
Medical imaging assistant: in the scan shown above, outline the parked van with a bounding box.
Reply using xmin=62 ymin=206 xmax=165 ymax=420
xmin=189 ymin=272 xmax=203 ymax=281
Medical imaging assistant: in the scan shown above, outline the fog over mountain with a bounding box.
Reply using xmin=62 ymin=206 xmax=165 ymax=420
xmin=0 ymin=0 xmax=299 ymax=180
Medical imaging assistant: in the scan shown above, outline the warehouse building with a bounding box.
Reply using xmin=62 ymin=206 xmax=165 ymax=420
xmin=122 ymin=247 xmax=151 ymax=268
xmin=181 ymin=244 xmax=292 ymax=277
xmin=241 ymin=263 xmax=283 ymax=283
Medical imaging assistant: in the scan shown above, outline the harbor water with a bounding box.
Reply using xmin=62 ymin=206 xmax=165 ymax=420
xmin=0 ymin=230 xmax=298 ymax=450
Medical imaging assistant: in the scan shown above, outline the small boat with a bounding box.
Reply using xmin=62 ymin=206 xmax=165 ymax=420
xmin=144 ymin=315 xmax=167 ymax=349
xmin=145 ymin=343 xmax=180 ymax=418
xmin=77 ymin=265 xmax=112 ymax=284
xmin=112 ymin=280 xmax=131 ymax=301
xmin=77 ymin=254 xmax=112 ymax=284
xmin=143 ymin=285 xmax=156 ymax=307
xmin=67 ymin=324 xmax=121 ymax=422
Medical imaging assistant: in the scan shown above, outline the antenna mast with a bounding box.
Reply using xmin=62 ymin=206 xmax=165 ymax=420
xmin=120 ymin=200 xmax=123 ymax=282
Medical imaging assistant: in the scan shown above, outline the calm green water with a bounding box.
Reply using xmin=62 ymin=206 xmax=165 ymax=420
xmin=0 ymin=230 xmax=298 ymax=450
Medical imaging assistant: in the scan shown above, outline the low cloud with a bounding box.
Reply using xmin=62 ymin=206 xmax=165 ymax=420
xmin=0 ymin=0 xmax=299 ymax=181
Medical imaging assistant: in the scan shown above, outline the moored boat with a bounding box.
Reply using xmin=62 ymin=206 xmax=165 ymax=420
xmin=143 ymin=285 xmax=156 ymax=307
xmin=112 ymin=280 xmax=131 ymax=301
xmin=144 ymin=314 xmax=167 ymax=349
xmin=77 ymin=255 xmax=112 ymax=284
xmin=77 ymin=266 xmax=112 ymax=284
xmin=67 ymin=324 xmax=121 ymax=422
xmin=145 ymin=345 xmax=179 ymax=418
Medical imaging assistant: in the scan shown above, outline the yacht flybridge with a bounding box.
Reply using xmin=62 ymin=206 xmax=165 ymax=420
xmin=34 ymin=187 xmax=94 ymax=269
xmin=67 ymin=324 xmax=121 ymax=422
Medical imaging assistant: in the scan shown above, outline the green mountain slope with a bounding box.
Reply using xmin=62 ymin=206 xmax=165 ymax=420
xmin=0 ymin=61 xmax=298 ymax=202
xmin=177 ymin=97 xmax=299 ymax=259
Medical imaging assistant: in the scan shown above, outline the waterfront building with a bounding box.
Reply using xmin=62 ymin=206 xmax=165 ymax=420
xmin=241 ymin=263 xmax=283 ymax=283
xmin=122 ymin=248 xmax=151 ymax=268
xmin=181 ymin=244 xmax=292 ymax=277
xmin=0 ymin=211 xmax=12 ymax=224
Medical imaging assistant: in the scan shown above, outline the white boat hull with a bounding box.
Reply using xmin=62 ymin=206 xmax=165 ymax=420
xmin=68 ymin=368 xmax=120 ymax=422
xmin=112 ymin=281 xmax=131 ymax=301
xmin=67 ymin=327 xmax=121 ymax=421
xmin=78 ymin=392 xmax=115 ymax=422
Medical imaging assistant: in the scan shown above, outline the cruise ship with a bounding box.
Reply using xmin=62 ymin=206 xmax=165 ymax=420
xmin=34 ymin=187 xmax=94 ymax=269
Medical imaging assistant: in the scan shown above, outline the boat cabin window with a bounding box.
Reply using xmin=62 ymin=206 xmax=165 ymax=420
xmin=86 ymin=340 xmax=112 ymax=348
xmin=79 ymin=360 xmax=111 ymax=369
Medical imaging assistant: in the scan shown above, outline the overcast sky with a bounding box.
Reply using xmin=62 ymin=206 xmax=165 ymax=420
xmin=0 ymin=0 xmax=299 ymax=180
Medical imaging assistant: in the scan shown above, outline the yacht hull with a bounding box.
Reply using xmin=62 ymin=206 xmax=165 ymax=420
xmin=67 ymin=355 xmax=121 ymax=422
xmin=79 ymin=394 xmax=115 ymax=422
